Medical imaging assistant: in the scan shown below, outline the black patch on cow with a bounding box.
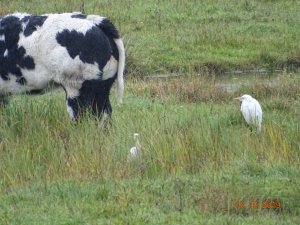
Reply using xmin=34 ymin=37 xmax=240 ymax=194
xmin=107 ymin=35 xmax=119 ymax=61
xmin=0 ymin=16 xmax=36 ymax=80
xmin=22 ymin=16 xmax=47 ymax=37
xmin=56 ymin=27 xmax=112 ymax=72
xmin=0 ymin=16 xmax=22 ymax=49
xmin=71 ymin=14 xmax=87 ymax=19
xmin=95 ymin=19 xmax=120 ymax=60
xmin=0 ymin=45 xmax=35 ymax=80
xmin=66 ymin=77 xmax=115 ymax=119
xmin=98 ymin=19 xmax=120 ymax=39
xmin=16 ymin=76 xmax=27 ymax=85
xmin=0 ymin=41 xmax=5 ymax=56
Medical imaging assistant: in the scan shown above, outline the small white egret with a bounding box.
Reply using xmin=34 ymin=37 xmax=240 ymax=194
xmin=127 ymin=133 xmax=141 ymax=161
xmin=234 ymin=94 xmax=263 ymax=132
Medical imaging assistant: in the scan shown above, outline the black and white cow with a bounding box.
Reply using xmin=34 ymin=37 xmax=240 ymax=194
xmin=0 ymin=12 xmax=125 ymax=122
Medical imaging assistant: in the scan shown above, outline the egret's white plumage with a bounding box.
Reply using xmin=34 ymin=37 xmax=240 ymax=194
xmin=127 ymin=133 xmax=141 ymax=161
xmin=235 ymin=94 xmax=263 ymax=132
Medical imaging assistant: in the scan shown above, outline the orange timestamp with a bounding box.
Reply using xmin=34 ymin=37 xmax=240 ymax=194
xmin=236 ymin=199 xmax=281 ymax=209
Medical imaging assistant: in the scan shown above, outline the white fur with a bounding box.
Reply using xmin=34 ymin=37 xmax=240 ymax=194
xmin=1 ymin=13 xmax=122 ymax=93
xmin=86 ymin=15 xmax=105 ymax=25
xmin=102 ymin=56 xmax=118 ymax=80
xmin=66 ymin=100 xmax=75 ymax=120
xmin=1 ymin=13 xmax=102 ymax=98
xmin=114 ymin=38 xmax=125 ymax=105
xmin=0 ymin=75 xmax=30 ymax=93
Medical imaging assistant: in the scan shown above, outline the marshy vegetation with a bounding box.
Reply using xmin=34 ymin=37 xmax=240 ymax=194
xmin=0 ymin=0 xmax=299 ymax=224
xmin=0 ymin=73 xmax=299 ymax=224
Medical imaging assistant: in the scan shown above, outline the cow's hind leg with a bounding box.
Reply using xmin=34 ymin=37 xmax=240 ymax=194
xmin=98 ymin=96 xmax=112 ymax=127
xmin=64 ymin=78 xmax=115 ymax=123
xmin=92 ymin=79 xmax=115 ymax=127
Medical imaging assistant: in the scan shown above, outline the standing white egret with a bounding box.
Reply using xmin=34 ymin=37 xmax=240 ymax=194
xmin=127 ymin=133 xmax=141 ymax=161
xmin=234 ymin=94 xmax=263 ymax=132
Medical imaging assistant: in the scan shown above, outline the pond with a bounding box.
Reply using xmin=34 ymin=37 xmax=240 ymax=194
xmin=145 ymin=70 xmax=289 ymax=94
xmin=216 ymin=72 xmax=281 ymax=93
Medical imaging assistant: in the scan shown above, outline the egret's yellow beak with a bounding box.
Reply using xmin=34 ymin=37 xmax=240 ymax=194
xmin=234 ymin=97 xmax=241 ymax=101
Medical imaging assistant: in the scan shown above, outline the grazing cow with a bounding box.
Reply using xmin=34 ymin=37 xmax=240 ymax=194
xmin=0 ymin=12 xmax=125 ymax=122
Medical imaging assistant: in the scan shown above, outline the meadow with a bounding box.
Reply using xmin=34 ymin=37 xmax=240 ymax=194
xmin=0 ymin=0 xmax=300 ymax=224
xmin=1 ymin=0 xmax=300 ymax=74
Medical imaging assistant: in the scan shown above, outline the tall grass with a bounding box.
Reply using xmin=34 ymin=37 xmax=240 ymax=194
xmin=0 ymin=73 xmax=299 ymax=184
xmin=0 ymin=75 xmax=300 ymax=224
xmin=0 ymin=73 xmax=299 ymax=223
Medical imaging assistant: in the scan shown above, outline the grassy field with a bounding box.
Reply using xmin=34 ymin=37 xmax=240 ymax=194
xmin=1 ymin=0 xmax=300 ymax=74
xmin=0 ymin=0 xmax=300 ymax=224
xmin=0 ymin=73 xmax=299 ymax=224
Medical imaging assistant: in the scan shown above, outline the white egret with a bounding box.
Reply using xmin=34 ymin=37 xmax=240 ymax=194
xmin=127 ymin=133 xmax=141 ymax=161
xmin=234 ymin=94 xmax=262 ymax=132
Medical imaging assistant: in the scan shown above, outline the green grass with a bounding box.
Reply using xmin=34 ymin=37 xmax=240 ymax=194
xmin=0 ymin=0 xmax=300 ymax=223
xmin=0 ymin=0 xmax=300 ymax=73
xmin=0 ymin=173 xmax=299 ymax=225
xmin=0 ymin=73 xmax=300 ymax=224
